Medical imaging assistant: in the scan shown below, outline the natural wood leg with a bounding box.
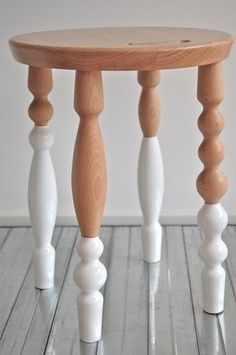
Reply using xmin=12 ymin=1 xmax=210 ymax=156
xmin=137 ymin=71 xmax=164 ymax=263
xmin=197 ymin=62 xmax=228 ymax=314
xmin=28 ymin=67 xmax=57 ymax=289
xmin=72 ymin=70 xmax=107 ymax=342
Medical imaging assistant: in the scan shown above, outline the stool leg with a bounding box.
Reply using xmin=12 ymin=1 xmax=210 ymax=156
xmin=197 ymin=62 xmax=228 ymax=314
xmin=72 ymin=71 xmax=107 ymax=342
xmin=137 ymin=71 xmax=164 ymax=263
xmin=28 ymin=67 xmax=57 ymax=289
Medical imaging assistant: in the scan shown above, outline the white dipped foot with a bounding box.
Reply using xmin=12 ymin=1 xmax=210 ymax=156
xmin=198 ymin=203 xmax=228 ymax=314
xmin=74 ymin=236 xmax=107 ymax=342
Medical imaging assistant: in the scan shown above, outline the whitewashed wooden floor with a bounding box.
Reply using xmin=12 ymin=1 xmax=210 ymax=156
xmin=0 ymin=226 xmax=236 ymax=355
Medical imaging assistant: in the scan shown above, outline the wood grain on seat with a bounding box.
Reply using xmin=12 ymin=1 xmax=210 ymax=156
xmin=9 ymin=27 xmax=233 ymax=71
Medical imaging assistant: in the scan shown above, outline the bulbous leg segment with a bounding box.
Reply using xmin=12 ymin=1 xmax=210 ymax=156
xmin=137 ymin=71 xmax=163 ymax=263
xmin=137 ymin=136 xmax=164 ymax=263
xmin=72 ymin=71 xmax=107 ymax=342
xmin=28 ymin=126 xmax=57 ymax=289
xmin=198 ymin=203 xmax=228 ymax=314
xmin=197 ymin=62 xmax=228 ymax=314
xmin=27 ymin=68 xmax=56 ymax=290
xmin=74 ymin=236 xmax=107 ymax=342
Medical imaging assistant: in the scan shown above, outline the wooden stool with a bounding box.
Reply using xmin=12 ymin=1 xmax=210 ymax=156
xmin=9 ymin=27 xmax=233 ymax=343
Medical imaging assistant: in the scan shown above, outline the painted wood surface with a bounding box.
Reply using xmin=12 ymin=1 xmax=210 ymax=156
xmin=198 ymin=204 xmax=228 ymax=314
xmin=74 ymin=236 xmax=107 ymax=342
xmin=137 ymin=71 xmax=164 ymax=263
xmin=44 ymin=227 xmax=111 ymax=355
xmin=28 ymin=126 xmax=57 ymax=289
xmin=9 ymin=27 xmax=233 ymax=70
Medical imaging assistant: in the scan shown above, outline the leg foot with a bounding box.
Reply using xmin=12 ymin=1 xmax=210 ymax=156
xmin=33 ymin=245 xmax=55 ymax=289
xmin=198 ymin=203 xmax=228 ymax=314
xmin=74 ymin=237 xmax=107 ymax=342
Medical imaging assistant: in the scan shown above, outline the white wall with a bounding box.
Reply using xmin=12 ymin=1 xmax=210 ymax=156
xmin=1 ymin=0 xmax=236 ymax=225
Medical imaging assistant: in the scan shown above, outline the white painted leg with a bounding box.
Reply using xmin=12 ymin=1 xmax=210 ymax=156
xmin=137 ymin=70 xmax=163 ymax=263
xmin=73 ymin=236 xmax=107 ymax=342
xmin=28 ymin=125 xmax=57 ymax=289
xmin=197 ymin=63 xmax=228 ymax=313
xmin=198 ymin=203 xmax=228 ymax=314
xmin=138 ymin=137 xmax=164 ymax=263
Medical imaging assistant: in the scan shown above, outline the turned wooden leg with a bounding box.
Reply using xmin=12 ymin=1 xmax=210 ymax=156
xmin=72 ymin=71 xmax=107 ymax=342
xmin=137 ymin=71 xmax=164 ymax=263
xmin=197 ymin=62 xmax=228 ymax=314
xmin=28 ymin=67 xmax=57 ymax=289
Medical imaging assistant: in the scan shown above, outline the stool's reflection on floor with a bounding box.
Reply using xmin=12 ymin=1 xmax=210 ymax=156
xmin=201 ymin=312 xmax=225 ymax=355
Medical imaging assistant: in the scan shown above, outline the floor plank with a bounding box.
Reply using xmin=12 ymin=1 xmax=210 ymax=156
xmin=183 ymin=226 xmax=225 ymax=355
xmin=1 ymin=225 xmax=236 ymax=355
xmin=0 ymin=228 xmax=35 ymax=337
xmin=165 ymin=226 xmax=199 ymax=355
xmin=0 ymin=228 xmax=62 ymax=354
xmin=102 ymin=227 xmax=132 ymax=355
xmin=20 ymin=227 xmax=78 ymax=355
xmin=148 ymin=227 xmax=173 ymax=355
xmin=218 ymin=226 xmax=236 ymax=354
xmin=223 ymin=226 xmax=236 ymax=297
xmin=0 ymin=228 xmax=9 ymax=250
xmin=0 ymin=228 xmax=31 ymax=291
xmin=121 ymin=227 xmax=148 ymax=355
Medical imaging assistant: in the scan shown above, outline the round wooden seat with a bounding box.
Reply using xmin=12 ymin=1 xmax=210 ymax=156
xmin=9 ymin=27 xmax=233 ymax=71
